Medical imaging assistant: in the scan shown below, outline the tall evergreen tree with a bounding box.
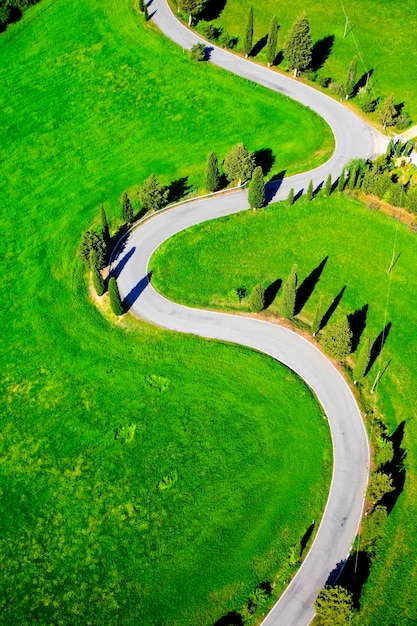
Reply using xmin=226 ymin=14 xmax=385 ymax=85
xmin=379 ymin=96 xmax=396 ymax=130
xmin=353 ymin=336 xmax=372 ymax=383
xmin=101 ymin=205 xmax=110 ymax=245
xmin=321 ymin=316 xmax=353 ymax=360
xmin=92 ymin=263 xmax=105 ymax=297
xmin=205 ymin=151 xmax=220 ymax=192
xmin=138 ymin=0 xmax=145 ymax=12
xmin=108 ymin=277 xmax=124 ymax=316
xmin=223 ymin=143 xmax=255 ymax=185
xmin=243 ymin=6 xmax=254 ymax=57
xmin=287 ymin=187 xmax=295 ymax=206
xmin=281 ymin=264 xmax=298 ymax=319
xmin=139 ymin=174 xmax=168 ymax=212
xmin=311 ymin=294 xmax=324 ymax=336
xmin=248 ymin=284 xmax=265 ymax=312
xmin=306 ymin=179 xmax=314 ymax=201
xmin=122 ymin=193 xmax=134 ymax=224
xmin=345 ymin=56 xmax=357 ymax=99
xmin=284 ymin=15 xmax=312 ymax=77
xmin=337 ymin=167 xmax=346 ymax=192
xmin=323 ymin=174 xmax=332 ymax=197
xmin=248 ymin=166 xmax=265 ymax=209
xmin=266 ymin=16 xmax=278 ymax=66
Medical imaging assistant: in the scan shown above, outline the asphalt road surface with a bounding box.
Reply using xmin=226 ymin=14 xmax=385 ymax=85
xmin=113 ymin=3 xmax=377 ymax=623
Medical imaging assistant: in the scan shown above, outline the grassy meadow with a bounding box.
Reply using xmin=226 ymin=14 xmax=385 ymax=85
xmin=0 ymin=0 xmax=335 ymax=623
xmin=197 ymin=0 xmax=417 ymax=122
xmin=152 ymin=193 xmax=417 ymax=624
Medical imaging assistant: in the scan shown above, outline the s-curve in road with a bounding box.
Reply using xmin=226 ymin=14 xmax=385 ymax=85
xmin=112 ymin=2 xmax=376 ymax=623
xmin=113 ymin=192 xmax=370 ymax=626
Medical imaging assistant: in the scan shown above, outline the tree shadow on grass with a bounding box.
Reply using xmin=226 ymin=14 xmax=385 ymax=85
xmin=353 ymin=69 xmax=374 ymax=96
xmin=122 ymin=271 xmax=152 ymax=312
xmin=319 ymin=286 xmax=346 ymax=331
xmin=348 ymin=304 xmax=368 ymax=352
xmin=201 ymin=0 xmax=227 ymax=21
xmin=295 ymin=257 xmax=328 ymax=315
xmin=264 ymin=278 xmax=282 ymax=308
xmin=309 ymin=35 xmax=335 ymax=72
xmin=253 ymin=147 xmax=275 ymax=176
xmin=366 ymin=322 xmax=391 ymax=374
xmin=251 ymin=34 xmax=268 ymax=57
xmin=167 ymin=176 xmax=192 ymax=204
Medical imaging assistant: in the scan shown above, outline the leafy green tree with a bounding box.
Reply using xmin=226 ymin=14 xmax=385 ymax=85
xmin=122 ymin=192 xmax=134 ymax=224
xmin=345 ymin=56 xmax=357 ymax=99
xmin=379 ymin=96 xmax=396 ymax=130
xmin=287 ymin=187 xmax=295 ymax=206
xmin=179 ymin=0 xmax=203 ymax=25
xmin=108 ymin=277 xmax=124 ymax=316
xmin=323 ymin=174 xmax=332 ymax=197
xmin=306 ymin=179 xmax=314 ymax=201
xmin=353 ymin=336 xmax=371 ymax=383
xmin=281 ymin=264 xmax=297 ymax=319
xmin=284 ymin=15 xmax=312 ymax=77
xmin=248 ymin=284 xmax=265 ymax=312
xmin=243 ymin=6 xmax=254 ymax=57
xmin=101 ymin=205 xmax=110 ymax=245
xmin=321 ymin=316 xmax=352 ymax=360
xmin=376 ymin=440 xmax=394 ymax=469
xmin=367 ymin=471 xmax=394 ymax=506
xmin=311 ymin=294 xmax=324 ymax=335
xmin=139 ymin=174 xmax=168 ymax=212
xmin=190 ymin=42 xmax=206 ymax=61
xmin=248 ymin=166 xmax=265 ymax=209
xmin=315 ymin=586 xmax=353 ymax=626
xmin=361 ymin=505 xmax=388 ymax=553
xmin=266 ymin=16 xmax=278 ymax=66
xmin=205 ymin=151 xmax=220 ymax=192
xmin=92 ymin=264 xmax=105 ymax=297
xmin=223 ymin=143 xmax=255 ymax=185
xmin=0 ymin=2 xmax=11 ymax=27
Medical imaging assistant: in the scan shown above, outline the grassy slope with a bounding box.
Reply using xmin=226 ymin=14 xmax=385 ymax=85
xmin=0 ymin=0 xmax=334 ymax=623
xmin=152 ymin=194 xmax=417 ymax=624
xmin=209 ymin=0 xmax=417 ymax=121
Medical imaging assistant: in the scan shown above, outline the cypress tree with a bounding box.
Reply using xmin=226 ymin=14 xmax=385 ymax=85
xmin=321 ymin=316 xmax=353 ymax=360
xmin=109 ymin=277 xmax=124 ymax=316
xmin=205 ymin=151 xmax=220 ymax=192
xmin=101 ymin=205 xmax=110 ymax=245
xmin=284 ymin=14 xmax=312 ymax=77
xmin=138 ymin=0 xmax=145 ymax=12
xmin=144 ymin=3 xmax=149 ymax=20
xmin=386 ymin=138 xmax=394 ymax=157
xmin=311 ymin=294 xmax=324 ymax=336
xmin=92 ymin=264 xmax=105 ymax=297
xmin=248 ymin=284 xmax=265 ymax=312
xmin=243 ymin=6 xmax=254 ymax=57
xmin=306 ymin=179 xmax=314 ymax=201
xmin=353 ymin=336 xmax=371 ymax=383
xmin=395 ymin=140 xmax=403 ymax=158
xmin=337 ymin=167 xmax=346 ymax=192
xmin=324 ymin=174 xmax=332 ymax=197
xmin=266 ymin=16 xmax=278 ymax=66
xmin=287 ymin=187 xmax=295 ymax=206
xmin=122 ymin=193 xmax=134 ymax=224
xmin=248 ymin=166 xmax=265 ymax=209
xmin=348 ymin=163 xmax=357 ymax=190
xmin=281 ymin=264 xmax=297 ymax=319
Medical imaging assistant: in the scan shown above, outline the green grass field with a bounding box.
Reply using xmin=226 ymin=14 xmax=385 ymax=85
xmin=200 ymin=0 xmax=417 ymax=122
xmin=0 ymin=0 xmax=334 ymax=623
xmin=152 ymin=193 xmax=417 ymax=624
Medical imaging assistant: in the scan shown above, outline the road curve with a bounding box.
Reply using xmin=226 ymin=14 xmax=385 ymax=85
xmin=114 ymin=3 xmax=375 ymax=624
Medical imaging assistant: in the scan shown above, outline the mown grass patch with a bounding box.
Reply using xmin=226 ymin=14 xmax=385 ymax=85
xmin=0 ymin=0 xmax=333 ymax=623
xmin=152 ymin=192 xmax=417 ymax=623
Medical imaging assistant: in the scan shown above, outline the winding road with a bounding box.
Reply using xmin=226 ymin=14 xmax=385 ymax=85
xmin=113 ymin=2 xmax=384 ymax=623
